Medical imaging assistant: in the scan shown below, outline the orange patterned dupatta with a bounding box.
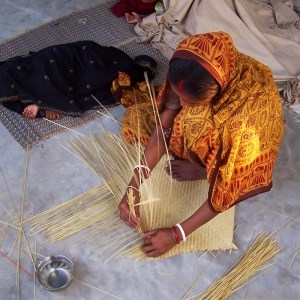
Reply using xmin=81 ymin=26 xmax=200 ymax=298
xmin=157 ymin=32 xmax=284 ymax=212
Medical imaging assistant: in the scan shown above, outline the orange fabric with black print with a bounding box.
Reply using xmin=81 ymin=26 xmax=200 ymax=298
xmin=122 ymin=32 xmax=284 ymax=212
xmin=111 ymin=71 xmax=161 ymax=145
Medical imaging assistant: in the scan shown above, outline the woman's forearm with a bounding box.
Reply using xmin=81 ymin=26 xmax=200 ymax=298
xmin=179 ymin=200 xmax=218 ymax=240
xmin=130 ymin=107 xmax=180 ymax=187
xmin=120 ymin=107 xmax=179 ymax=228
xmin=143 ymin=107 xmax=179 ymax=168
xmin=127 ymin=128 xmax=166 ymax=189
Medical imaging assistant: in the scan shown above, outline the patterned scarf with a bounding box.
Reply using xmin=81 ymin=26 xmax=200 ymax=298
xmin=157 ymin=32 xmax=284 ymax=211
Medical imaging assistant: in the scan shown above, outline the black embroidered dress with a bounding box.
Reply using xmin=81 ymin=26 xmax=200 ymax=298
xmin=0 ymin=41 xmax=151 ymax=116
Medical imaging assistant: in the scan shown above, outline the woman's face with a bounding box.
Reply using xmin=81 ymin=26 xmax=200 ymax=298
xmin=171 ymin=83 xmax=212 ymax=107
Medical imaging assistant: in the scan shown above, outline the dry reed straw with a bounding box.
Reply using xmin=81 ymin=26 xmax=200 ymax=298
xmin=0 ymin=224 xmax=9 ymax=248
xmin=97 ymin=228 xmax=138 ymax=254
xmin=0 ymin=220 xmax=19 ymax=230
xmin=34 ymin=239 xmax=36 ymax=300
xmin=105 ymin=234 xmax=143 ymax=262
xmin=74 ymin=278 xmax=123 ymax=300
xmin=42 ymin=117 xmax=87 ymax=137
xmin=27 ymin=183 xmax=122 ymax=244
xmin=289 ymin=246 xmax=300 ymax=269
xmin=90 ymin=94 xmax=122 ymax=126
xmin=181 ymin=251 xmax=221 ymax=300
xmin=16 ymin=148 xmax=30 ymax=288
xmin=192 ymin=233 xmax=280 ymax=300
xmin=0 ymin=227 xmax=38 ymax=263
xmin=253 ymin=203 xmax=300 ymax=222
xmin=26 ymin=128 xmax=151 ymax=257
xmin=0 ymin=168 xmax=19 ymax=222
xmin=26 ymin=185 xmax=105 ymax=227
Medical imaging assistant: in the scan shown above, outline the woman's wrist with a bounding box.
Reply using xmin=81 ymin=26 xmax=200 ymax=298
xmin=170 ymin=224 xmax=186 ymax=244
xmin=133 ymin=164 xmax=151 ymax=182
xmin=126 ymin=185 xmax=140 ymax=193
xmin=175 ymin=223 xmax=186 ymax=242
xmin=133 ymin=164 xmax=150 ymax=175
xmin=171 ymin=226 xmax=180 ymax=244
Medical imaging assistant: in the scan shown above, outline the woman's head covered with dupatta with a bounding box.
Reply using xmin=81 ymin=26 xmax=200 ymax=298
xmin=170 ymin=32 xmax=237 ymax=93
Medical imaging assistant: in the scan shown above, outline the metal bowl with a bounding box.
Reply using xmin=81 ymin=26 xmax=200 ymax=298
xmin=36 ymin=255 xmax=74 ymax=291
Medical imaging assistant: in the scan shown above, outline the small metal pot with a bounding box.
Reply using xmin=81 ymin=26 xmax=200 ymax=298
xmin=36 ymin=255 xmax=74 ymax=291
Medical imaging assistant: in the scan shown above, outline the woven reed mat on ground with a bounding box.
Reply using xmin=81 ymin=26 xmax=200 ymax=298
xmin=139 ymin=157 xmax=236 ymax=259
xmin=0 ymin=0 xmax=168 ymax=149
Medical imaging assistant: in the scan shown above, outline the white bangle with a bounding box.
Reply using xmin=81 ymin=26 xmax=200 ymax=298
xmin=126 ymin=185 xmax=140 ymax=193
xmin=176 ymin=223 xmax=186 ymax=242
xmin=133 ymin=164 xmax=150 ymax=173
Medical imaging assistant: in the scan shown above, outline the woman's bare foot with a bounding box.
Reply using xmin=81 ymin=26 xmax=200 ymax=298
xmin=22 ymin=104 xmax=39 ymax=119
xmin=22 ymin=105 xmax=60 ymax=120
xmin=45 ymin=109 xmax=61 ymax=120
xmin=165 ymin=159 xmax=207 ymax=181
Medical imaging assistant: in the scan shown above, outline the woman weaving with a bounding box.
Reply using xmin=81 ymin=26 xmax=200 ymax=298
xmin=118 ymin=32 xmax=284 ymax=258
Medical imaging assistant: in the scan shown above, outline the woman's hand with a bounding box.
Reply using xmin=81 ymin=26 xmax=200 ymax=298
xmin=125 ymin=12 xmax=142 ymax=24
xmin=141 ymin=228 xmax=177 ymax=258
xmin=118 ymin=190 xmax=141 ymax=229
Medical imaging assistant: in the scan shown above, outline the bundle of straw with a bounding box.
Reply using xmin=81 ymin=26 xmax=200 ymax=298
xmin=193 ymin=233 xmax=280 ymax=300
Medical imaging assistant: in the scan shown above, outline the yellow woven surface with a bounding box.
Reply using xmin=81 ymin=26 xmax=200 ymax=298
xmin=137 ymin=156 xmax=236 ymax=259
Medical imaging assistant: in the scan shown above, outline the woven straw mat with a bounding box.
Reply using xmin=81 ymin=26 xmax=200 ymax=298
xmin=137 ymin=156 xmax=236 ymax=259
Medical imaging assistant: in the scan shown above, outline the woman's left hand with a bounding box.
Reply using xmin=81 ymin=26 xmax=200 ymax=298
xmin=125 ymin=12 xmax=142 ymax=24
xmin=141 ymin=228 xmax=177 ymax=258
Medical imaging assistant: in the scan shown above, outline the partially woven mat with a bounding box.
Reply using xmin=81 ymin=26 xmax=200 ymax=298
xmin=0 ymin=0 xmax=169 ymax=149
xmin=139 ymin=157 xmax=236 ymax=259
xmin=26 ymin=133 xmax=235 ymax=260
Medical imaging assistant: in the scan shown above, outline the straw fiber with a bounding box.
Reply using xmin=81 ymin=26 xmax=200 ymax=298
xmin=27 ymin=132 xmax=235 ymax=260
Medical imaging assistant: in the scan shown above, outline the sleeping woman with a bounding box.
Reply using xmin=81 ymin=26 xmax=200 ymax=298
xmin=0 ymin=40 xmax=154 ymax=119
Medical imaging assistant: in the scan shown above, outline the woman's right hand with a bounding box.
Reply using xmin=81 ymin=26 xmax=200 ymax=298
xmin=118 ymin=190 xmax=141 ymax=229
xmin=125 ymin=12 xmax=142 ymax=24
